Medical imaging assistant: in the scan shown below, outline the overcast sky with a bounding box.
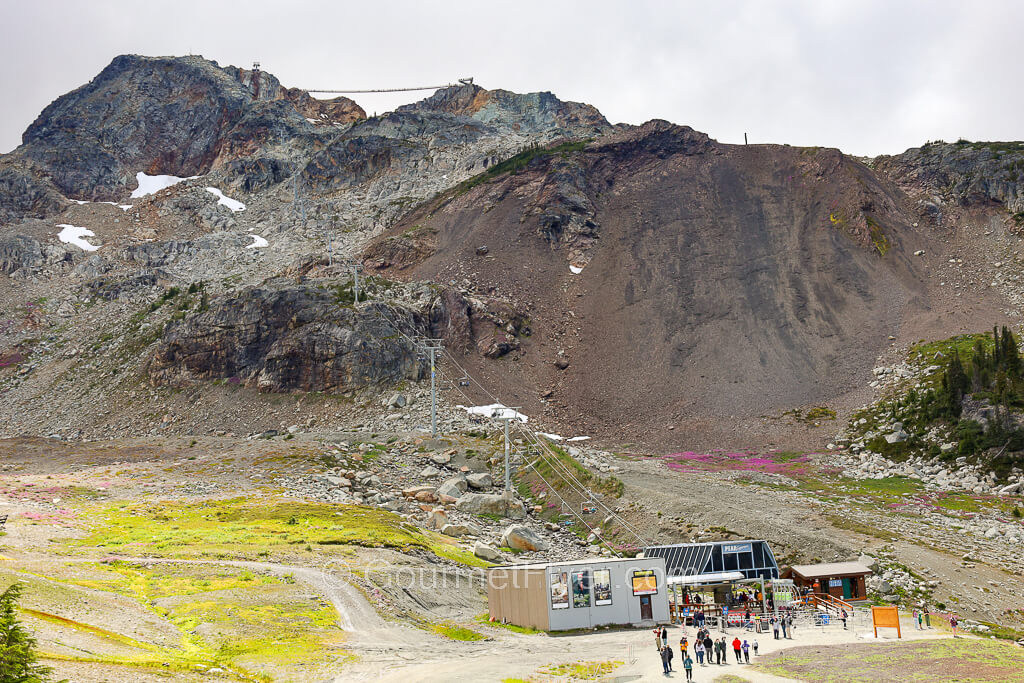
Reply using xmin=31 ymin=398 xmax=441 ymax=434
xmin=1 ymin=0 xmax=1022 ymax=157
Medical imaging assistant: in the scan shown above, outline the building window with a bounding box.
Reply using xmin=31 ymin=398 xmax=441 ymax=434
xmin=594 ymin=569 xmax=612 ymax=606
xmin=572 ymin=570 xmax=591 ymax=608
xmin=550 ymin=572 xmax=569 ymax=609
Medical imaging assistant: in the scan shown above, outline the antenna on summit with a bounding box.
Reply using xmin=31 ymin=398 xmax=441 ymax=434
xmin=251 ymin=61 xmax=261 ymax=99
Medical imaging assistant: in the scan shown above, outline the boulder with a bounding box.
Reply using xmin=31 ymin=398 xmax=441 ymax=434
xmin=424 ymin=509 xmax=449 ymax=530
xmin=415 ymin=490 xmax=437 ymax=504
xmin=388 ymin=393 xmax=407 ymax=408
xmin=402 ymin=485 xmax=436 ymax=499
xmin=437 ymin=476 xmax=468 ymax=499
xmin=466 ymin=472 xmax=493 ymax=489
xmin=501 ymin=524 xmax=550 ymax=552
xmin=473 ymin=541 xmax=502 ymax=562
xmin=455 ymin=493 xmax=526 ymax=519
xmin=441 ymin=524 xmax=470 ymax=537
xmin=885 ymin=430 xmax=908 ymax=444
xmin=419 ymin=466 xmax=441 ymax=478
xmin=431 ymin=452 xmax=452 ymax=466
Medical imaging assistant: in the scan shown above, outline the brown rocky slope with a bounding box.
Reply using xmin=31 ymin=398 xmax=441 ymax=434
xmin=363 ymin=121 xmax=1009 ymax=449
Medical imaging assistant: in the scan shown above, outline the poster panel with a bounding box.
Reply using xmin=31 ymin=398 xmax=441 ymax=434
xmin=631 ymin=569 xmax=658 ymax=596
xmin=572 ymin=570 xmax=591 ymax=608
xmin=594 ymin=569 xmax=612 ymax=606
xmin=550 ymin=572 xmax=569 ymax=609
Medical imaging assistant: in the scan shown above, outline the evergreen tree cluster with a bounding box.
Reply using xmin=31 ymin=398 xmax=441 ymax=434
xmin=930 ymin=326 xmax=1024 ymax=461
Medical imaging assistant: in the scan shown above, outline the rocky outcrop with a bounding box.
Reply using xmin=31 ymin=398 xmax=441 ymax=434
xmin=0 ymin=161 xmax=67 ymax=223
xmin=874 ymin=140 xmax=1024 ymax=216
xmin=398 ymin=83 xmax=610 ymax=137
xmin=0 ymin=235 xmax=44 ymax=274
xmin=149 ymin=286 xmax=430 ymax=392
xmin=147 ymin=280 xmax=528 ymax=393
xmin=10 ymin=54 xmax=365 ymax=204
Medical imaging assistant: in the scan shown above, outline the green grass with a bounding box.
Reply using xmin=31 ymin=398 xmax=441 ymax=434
xmin=431 ymin=623 xmax=486 ymax=641
xmin=756 ymin=638 xmax=1024 ymax=682
xmin=73 ymin=498 xmax=486 ymax=566
xmin=824 ymin=514 xmax=896 ymax=541
xmin=539 ymin=660 xmax=623 ymax=680
xmin=447 ymin=139 xmax=592 ymax=200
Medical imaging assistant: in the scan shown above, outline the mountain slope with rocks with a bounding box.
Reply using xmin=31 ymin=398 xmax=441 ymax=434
xmin=363 ymin=121 xmax=1014 ymax=448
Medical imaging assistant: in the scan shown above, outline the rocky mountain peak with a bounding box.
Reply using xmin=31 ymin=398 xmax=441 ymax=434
xmin=398 ymin=82 xmax=610 ymax=136
xmin=14 ymin=54 xmax=365 ymax=201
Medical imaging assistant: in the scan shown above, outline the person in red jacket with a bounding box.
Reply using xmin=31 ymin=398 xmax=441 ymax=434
xmin=732 ymin=636 xmax=743 ymax=663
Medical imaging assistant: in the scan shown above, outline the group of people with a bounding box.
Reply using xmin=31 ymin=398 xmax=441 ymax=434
xmin=768 ymin=610 xmax=794 ymax=639
xmin=655 ymin=625 xmax=759 ymax=678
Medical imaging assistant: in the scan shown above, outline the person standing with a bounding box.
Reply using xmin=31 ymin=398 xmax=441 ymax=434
xmin=780 ymin=615 xmax=787 ymax=638
xmin=683 ymin=653 xmax=694 ymax=681
xmin=661 ymin=626 xmax=669 ymax=649
xmin=716 ymin=637 xmax=725 ymax=665
xmin=660 ymin=646 xmax=671 ymax=675
xmin=753 ymin=638 xmax=759 ymax=657
xmin=772 ymin=618 xmax=780 ymax=640
xmin=732 ymin=636 xmax=742 ymax=663
xmin=680 ymin=635 xmax=688 ymax=659
xmin=787 ymin=612 xmax=794 ymax=637
xmin=912 ymin=609 xmax=919 ymax=630
xmin=841 ymin=608 xmax=848 ymax=630
xmin=667 ymin=642 xmax=675 ymax=672
xmin=703 ymin=634 xmax=714 ymax=664
xmin=742 ymin=639 xmax=751 ymax=663
xmin=925 ymin=608 xmax=932 ymax=629
xmin=917 ymin=610 xmax=924 ymax=630
xmin=950 ymin=615 xmax=959 ymax=638
xmin=654 ymin=629 xmax=662 ymax=652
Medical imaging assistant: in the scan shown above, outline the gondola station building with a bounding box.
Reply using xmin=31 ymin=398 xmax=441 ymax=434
xmin=486 ymin=556 xmax=670 ymax=631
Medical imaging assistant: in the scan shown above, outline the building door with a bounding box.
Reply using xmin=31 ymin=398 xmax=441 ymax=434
xmin=640 ymin=596 xmax=653 ymax=620
xmin=841 ymin=578 xmax=852 ymax=600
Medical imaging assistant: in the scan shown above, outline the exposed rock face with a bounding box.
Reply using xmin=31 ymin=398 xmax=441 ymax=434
xmin=367 ymin=120 xmax=937 ymax=445
xmin=147 ymin=281 xmax=528 ymax=393
xmin=11 ymin=54 xmax=365 ymax=203
xmin=0 ymin=235 xmax=44 ymax=274
xmin=0 ymin=161 xmax=67 ymax=223
xmin=149 ymin=286 xmax=429 ymax=392
xmin=874 ymin=140 xmax=1024 ymax=216
xmin=397 ymin=83 xmax=609 ymax=135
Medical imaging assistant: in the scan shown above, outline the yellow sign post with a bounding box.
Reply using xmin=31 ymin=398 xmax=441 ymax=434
xmin=871 ymin=605 xmax=901 ymax=638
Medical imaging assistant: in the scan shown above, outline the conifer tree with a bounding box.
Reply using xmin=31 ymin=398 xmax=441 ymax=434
xmin=0 ymin=583 xmax=53 ymax=683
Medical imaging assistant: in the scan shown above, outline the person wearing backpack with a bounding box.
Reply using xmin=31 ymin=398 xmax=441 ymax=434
xmin=683 ymin=652 xmax=694 ymax=680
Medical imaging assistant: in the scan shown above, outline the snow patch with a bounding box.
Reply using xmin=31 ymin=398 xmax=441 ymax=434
xmin=566 ymin=436 xmax=590 ymax=442
xmin=130 ymin=172 xmax=196 ymax=198
xmin=69 ymin=199 xmax=131 ymax=211
xmin=206 ymin=187 xmax=246 ymax=212
xmin=457 ymin=403 xmax=529 ymax=423
xmin=247 ymin=235 xmax=269 ymax=249
xmin=56 ymin=224 xmax=100 ymax=251
xmin=537 ymin=432 xmax=563 ymax=441
xmin=569 ymin=264 xmax=584 ymax=274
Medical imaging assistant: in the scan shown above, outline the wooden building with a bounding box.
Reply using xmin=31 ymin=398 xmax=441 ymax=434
xmin=786 ymin=562 xmax=872 ymax=601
